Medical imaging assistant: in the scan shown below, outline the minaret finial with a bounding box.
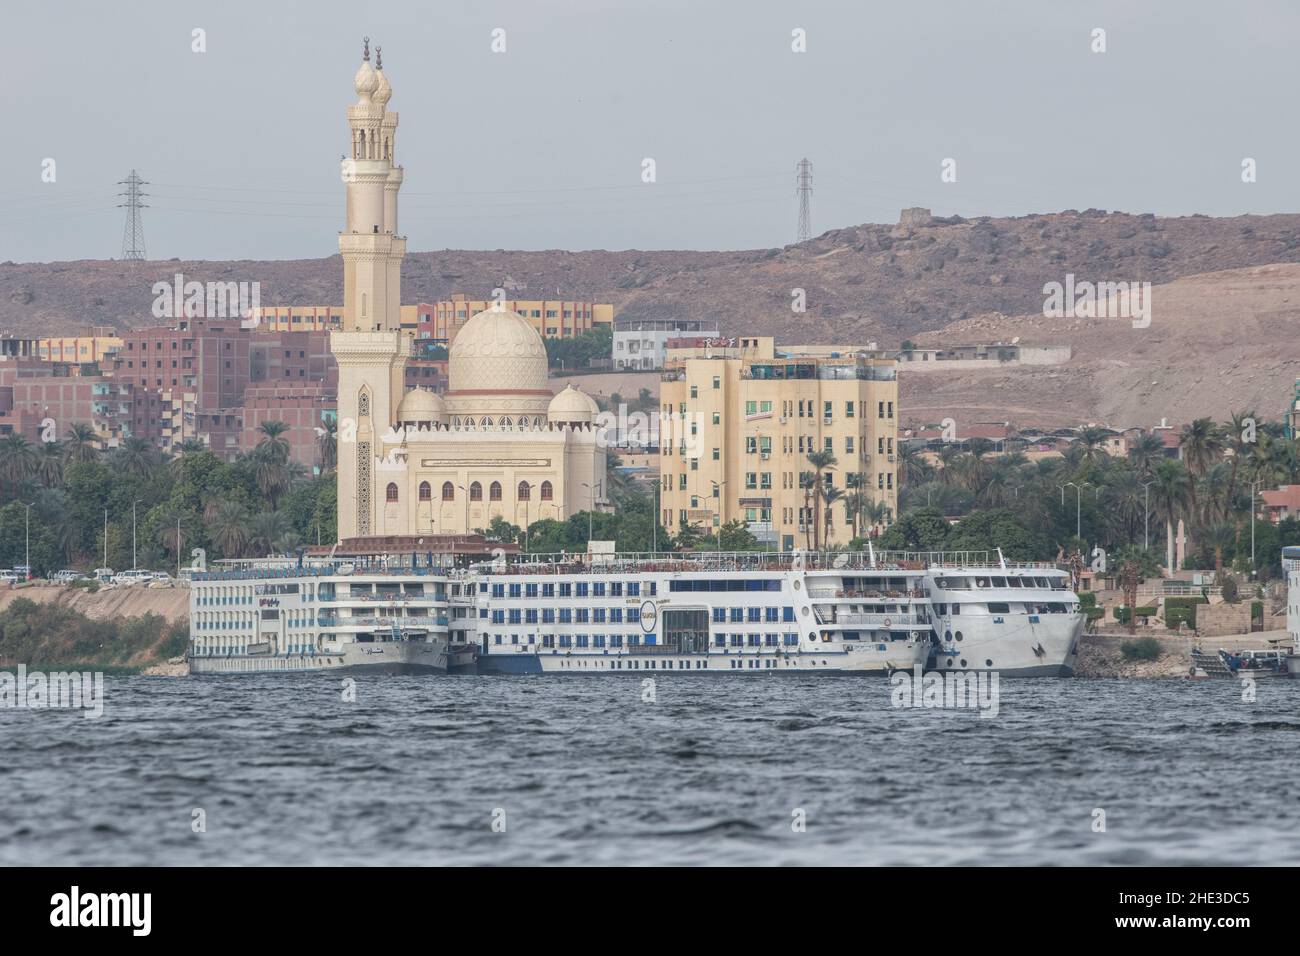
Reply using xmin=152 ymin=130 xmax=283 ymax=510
xmin=376 ymin=46 xmax=383 ymax=69
xmin=363 ymin=36 xmax=370 ymax=61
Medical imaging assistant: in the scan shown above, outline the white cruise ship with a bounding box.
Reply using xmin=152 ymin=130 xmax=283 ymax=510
xmin=187 ymin=547 xmax=1082 ymax=677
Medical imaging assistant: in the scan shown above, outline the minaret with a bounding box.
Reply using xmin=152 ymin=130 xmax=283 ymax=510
xmin=333 ymin=37 xmax=410 ymax=540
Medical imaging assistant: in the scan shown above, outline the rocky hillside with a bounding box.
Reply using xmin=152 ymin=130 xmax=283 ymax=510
xmin=6 ymin=210 xmax=1300 ymax=345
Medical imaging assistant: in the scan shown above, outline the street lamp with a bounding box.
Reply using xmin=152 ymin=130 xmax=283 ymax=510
xmin=711 ymin=479 xmax=728 ymax=558
xmin=456 ymin=484 xmax=470 ymax=537
xmin=1250 ymin=478 xmax=1263 ymax=576
xmin=581 ymin=480 xmax=603 ymax=547
xmin=1140 ymin=480 xmax=1156 ymax=551
xmin=519 ymin=481 xmax=535 ymax=553
xmin=1059 ymin=482 xmax=1092 ymax=541
xmin=132 ymin=498 xmax=143 ymax=570
xmin=21 ymin=502 xmax=32 ymax=580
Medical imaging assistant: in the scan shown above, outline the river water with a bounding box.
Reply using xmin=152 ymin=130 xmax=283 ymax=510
xmin=2 ymin=674 xmax=1297 ymax=865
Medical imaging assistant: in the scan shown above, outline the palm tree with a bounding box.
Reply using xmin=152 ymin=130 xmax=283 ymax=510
xmin=822 ymin=486 xmax=844 ymax=545
xmin=0 ymin=434 xmax=38 ymax=494
xmin=804 ymin=450 xmax=837 ymax=551
xmin=1199 ymin=522 xmax=1237 ymax=580
xmin=209 ymin=500 xmax=251 ymax=558
xmin=1077 ymin=426 xmax=1111 ymax=464
xmin=256 ymin=421 xmax=291 ymax=463
xmin=64 ymin=423 xmax=100 ymax=464
xmin=1225 ymin=409 xmax=1256 ymax=511
xmin=1127 ymin=432 xmax=1165 ymax=477
xmin=316 ymin=419 xmax=338 ymax=472
xmin=1179 ymin=417 xmax=1224 ymax=521
xmin=115 ymin=436 xmax=158 ymax=478
xmin=936 ymin=444 xmax=963 ymax=485
xmin=844 ymin=489 xmax=869 ymax=541
xmin=248 ymin=510 xmax=298 ymax=556
xmin=34 ymin=441 xmax=64 ymax=488
xmin=1151 ymin=459 xmax=1190 ymax=567
xmin=896 ymin=443 xmax=934 ymax=486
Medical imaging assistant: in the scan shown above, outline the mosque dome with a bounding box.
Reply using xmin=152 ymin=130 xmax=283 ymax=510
xmin=448 ymin=308 xmax=549 ymax=394
xmin=547 ymin=384 xmax=597 ymax=424
xmin=373 ymin=62 xmax=391 ymax=107
xmin=395 ymin=387 xmax=445 ymax=424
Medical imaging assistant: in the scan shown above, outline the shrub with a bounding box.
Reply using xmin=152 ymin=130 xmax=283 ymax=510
xmin=1164 ymin=596 xmax=1205 ymax=630
xmin=1220 ymin=576 xmax=1239 ymax=603
xmin=1120 ymin=636 xmax=1162 ymax=661
xmin=1114 ymin=605 xmax=1155 ymax=623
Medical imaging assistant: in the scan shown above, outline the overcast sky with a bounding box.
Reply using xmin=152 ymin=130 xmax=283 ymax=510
xmin=2 ymin=0 xmax=1298 ymax=262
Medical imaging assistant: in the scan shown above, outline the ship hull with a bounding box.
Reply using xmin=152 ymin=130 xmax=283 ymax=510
xmin=190 ymin=638 xmax=450 ymax=676
xmin=929 ymin=613 xmax=1082 ymax=678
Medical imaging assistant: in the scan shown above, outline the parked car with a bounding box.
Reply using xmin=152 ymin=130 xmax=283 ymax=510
xmin=50 ymin=570 xmax=83 ymax=584
xmin=112 ymin=569 xmax=154 ymax=586
xmin=0 ymin=570 xmax=19 ymax=585
xmin=92 ymin=568 xmax=115 ymax=584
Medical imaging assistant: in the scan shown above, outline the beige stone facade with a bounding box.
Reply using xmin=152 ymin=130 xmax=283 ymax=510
xmin=658 ymin=338 xmax=899 ymax=549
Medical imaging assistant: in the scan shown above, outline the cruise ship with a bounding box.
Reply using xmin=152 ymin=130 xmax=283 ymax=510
xmin=187 ymin=546 xmax=1082 ymax=677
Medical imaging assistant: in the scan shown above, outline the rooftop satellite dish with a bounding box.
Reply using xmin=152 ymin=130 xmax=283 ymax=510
xmin=1011 ymin=336 xmax=1020 ymax=344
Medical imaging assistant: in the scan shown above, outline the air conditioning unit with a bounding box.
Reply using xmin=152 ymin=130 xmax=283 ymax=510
xmin=779 ymin=416 xmax=788 ymax=424
xmin=823 ymin=417 xmax=833 ymax=425
xmin=888 ymin=454 xmax=896 ymax=462
xmin=760 ymin=452 xmax=770 ymax=460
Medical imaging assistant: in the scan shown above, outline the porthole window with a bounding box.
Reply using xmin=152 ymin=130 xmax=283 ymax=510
xmin=985 ymin=659 xmax=993 ymax=667
xmin=955 ymin=631 xmax=963 ymax=642
xmin=960 ymin=659 xmax=968 ymax=668
xmin=944 ymin=630 xmax=952 ymax=642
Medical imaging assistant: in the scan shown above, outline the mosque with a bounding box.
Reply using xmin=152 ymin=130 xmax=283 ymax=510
xmin=332 ymin=40 xmax=606 ymax=542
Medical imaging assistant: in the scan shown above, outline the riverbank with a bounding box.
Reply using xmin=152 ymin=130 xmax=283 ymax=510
xmin=1074 ymin=630 xmax=1290 ymax=678
xmin=0 ymin=589 xmax=188 ymax=674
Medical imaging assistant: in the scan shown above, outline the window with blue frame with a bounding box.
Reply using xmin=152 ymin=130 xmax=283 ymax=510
xmin=765 ymin=634 xmax=778 ymax=646
xmin=610 ymin=608 xmax=623 ymax=623
xmin=747 ymin=634 xmax=760 ymax=646
xmin=765 ymin=607 xmax=779 ymax=622
xmin=559 ymin=635 xmax=572 ymax=648
xmin=610 ymin=635 xmax=623 ymax=648
xmin=729 ymin=607 xmax=743 ymax=622
xmin=729 ymin=634 xmax=743 ymax=647
xmin=594 ymin=635 xmax=606 ymax=648
xmin=559 ymin=583 xmax=572 ymax=597
xmin=783 ymin=606 xmax=795 ymax=622
xmin=525 ymin=609 xmax=538 ymax=624
xmin=542 ymin=608 xmax=555 ymax=623
xmin=576 ymin=634 xmax=589 ymax=648
xmin=559 ymin=608 xmax=572 ymax=623
xmin=714 ymin=635 xmax=726 ymax=647
xmin=479 ymin=582 xmax=488 ymax=592
xmin=491 ymin=584 xmax=505 ymax=598
xmin=784 ymin=633 xmax=798 ymax=646
xmin=627 ymin=582 xmax=640 ymax=596
xmin=611 ymin=582 xmax=623 ymax=597
xmin=592 ymin=582 xmax=605 ymax=597
xmin=478 ymin=608 xmax=488 ymax=619
xmin=593 ymin=608 xmax=606 ymax=623
xmin=508 ymin=609 xmax=521 ymax=624
xmin=525 ymin=583 xmax=538 ymax=598
xmin=575 ymin=582 xmax=588 ymax=597
xmin=491 ymin=610 xmax=505 ymax=624
xmin=712 ymin=607 xmax=726 ymax=623
xmin=542 ymin=583 xmax=555 ymax=597
xmin=747 ymin=607 xmax=761 ymax=622
xmin=508 ymin=583 xmax=521 ymax=598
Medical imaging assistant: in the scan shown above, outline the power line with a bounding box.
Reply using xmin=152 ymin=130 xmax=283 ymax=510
xmin=116 ymin=170 xmax=148 ymax=260
xmin=795 ymin=158 xmax=813 ymax=243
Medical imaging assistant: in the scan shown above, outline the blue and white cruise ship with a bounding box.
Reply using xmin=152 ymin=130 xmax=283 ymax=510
xmin=187 ymin=547 xmax=1083 ymax=677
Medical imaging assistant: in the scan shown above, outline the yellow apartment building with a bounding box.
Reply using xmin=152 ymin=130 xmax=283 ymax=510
xmin=412 ymin=294 xmax=613 ymax=344
xmin=37 ymin=328 xmax=123 ymax=364
xmin=248 ymin=306 xmax=344 ymax=331
xmin=658 ymin=337 xmax=899 ymax=550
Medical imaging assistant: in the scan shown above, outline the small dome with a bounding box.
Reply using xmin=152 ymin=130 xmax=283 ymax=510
xmin=354 ymin=61 xmax=378 ymax=99
xmin=374 ymin=68 xmax=391 ymax=107
xmin=548 ymin=384 xmax=595 ymax=424
xmin=396 ymin=387 xmax=445 ymax=423
xmin=449 ymin=308 xmax=548 ymax=393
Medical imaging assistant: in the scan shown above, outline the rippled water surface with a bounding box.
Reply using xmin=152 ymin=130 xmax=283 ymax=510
xmin=2 ymin=674 xmax=1298 ymax=865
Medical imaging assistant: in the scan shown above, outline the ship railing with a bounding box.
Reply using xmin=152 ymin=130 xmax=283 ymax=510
xmin=824 ymin=612 xmax=928 ymax=627
xmin=469 ymin=549 xmax=1044 ymax=576
xmin=330 ymin=615 xmax=449 ymax=628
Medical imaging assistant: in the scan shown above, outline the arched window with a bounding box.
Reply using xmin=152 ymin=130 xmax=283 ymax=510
xmin=518 ymin=481 xmax=531 ymax=501
xmin=441 ymin=481 xmax=455 ymax=501
xmin=489 ymin=481 xmax=503 ymax=501
xmin=481 ymin=417 xmax=492 ymax=428
xmin=419 ymin=481 xmax=431 ymax=501
xmin=501 ymin=417 xmax=513 ymax=428
xmin=540 ymin=481 xmax=554 ymax=501
xmin=386 ymin=483 xmax=398 ymax=502
xmin=470 ymin=482 xmax=482 ymax=501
